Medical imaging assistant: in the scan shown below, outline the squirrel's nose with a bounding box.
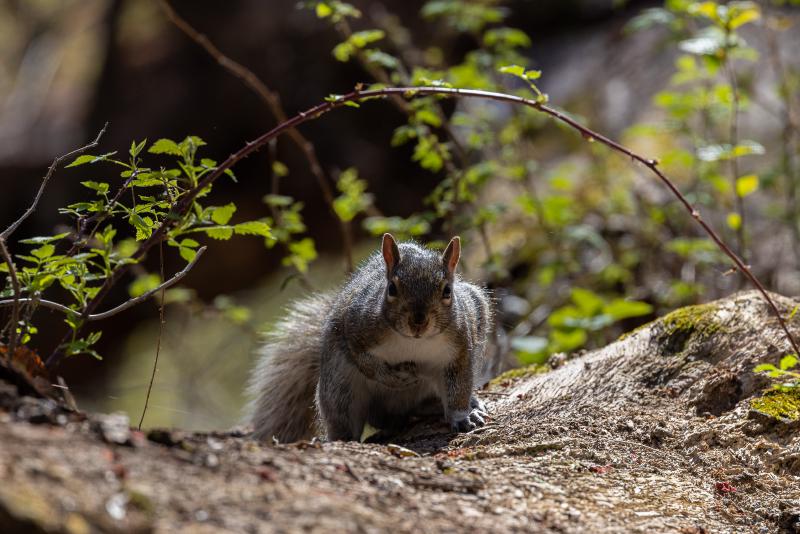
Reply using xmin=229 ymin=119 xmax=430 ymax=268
xmin=412 ymin=311 xmax=427 ymax=325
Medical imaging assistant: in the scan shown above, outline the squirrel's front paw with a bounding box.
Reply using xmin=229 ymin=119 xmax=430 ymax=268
xmin=380 ymin=361 xmax=419 ymax=389
xmin=450 ymin=405 xmax=487 ymax=433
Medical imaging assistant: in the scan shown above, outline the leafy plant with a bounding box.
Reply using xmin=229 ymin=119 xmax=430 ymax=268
xmin=1 ymin=134 xmax=274 ymax=364
xmin=755 ymin=354 xmax=800 ymax=391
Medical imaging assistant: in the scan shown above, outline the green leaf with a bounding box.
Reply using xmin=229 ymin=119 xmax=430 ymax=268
xmin=550 ymin=329 xmax=588 ymax=352
xmin=315 ymin=2 xmax=332 ymax=18
xmin=571 ymin=288 xmax=604 ymax=315
xmin=483 ymin=27 xmax=531 ymax=49
xmin=733 ymin=141 xmax=765 ymax=158
xmin=283 ymin=238 xmax=317 ymax=273
xmin=129 ymin=273 xmax=161 ymax=297
xmin=130 ymin=139 xmax=147 ymax=158
xmin=272 ymin=161 xmax=289 ymax=177
xmin=263 ymin=194 xmax=294 ymax=207
xmin=727 ymin=212 xmax=742 ymax=230
xmin=498 ymin=64 xmax=526 ymax=77
xmin=510 ymin=336 xmax=548 ymax=364
xmin=754 ymin=363 xmax=778 ymax=373
xmin=349 ymin=29 xmax=385 ymax=48
xmin=603 ymin=299 xmax=653 ymax=321
xmin=735 ymin=174 xmax=759 ymax=197
xmin=415 ymin=109 xmax=441 ymax=127
xmin=697 ymin=141 xmax=765 ymax=162
xmin=204 ymin=226 xmax=234 ymax=240
xmin=211 ymin=203 xmax=237 ymax=225
xmin=128 ymin=212 xmax=153 ymax=241
xmin=81 ymin=181 xmax=110 ymax=195
xmin=31 ymin=244 xmax=55 ymax=260
xmin=148 ymin=138 xmax=182 ymax=156
xmin=65 ymin=152 xmax=117 ymax=168
xmin=19 ymin=233 xmax=70 ymax=245
xmin=679 ymin=27 xmax=726 ymax=56
xmin=780 ymin=354 xmax=798 ymax=371
xmin=729 ymin=5 xmax=760 ymax=29
xmin=179 ymin=246 xmax=197 ymax=262
xmin=234 ymin=221 xmax=272 ymax=237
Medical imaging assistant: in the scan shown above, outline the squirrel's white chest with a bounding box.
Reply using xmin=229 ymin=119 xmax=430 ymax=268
xmin=370 ymin=331 xmax=455 ymax=367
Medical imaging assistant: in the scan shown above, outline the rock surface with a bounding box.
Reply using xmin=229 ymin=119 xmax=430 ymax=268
xmin=1 ymin=290 xmax=799 ymax=533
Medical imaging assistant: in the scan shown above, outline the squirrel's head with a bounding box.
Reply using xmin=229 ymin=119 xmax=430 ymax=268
xmin=380 ymin=233 xmax=460 ymax=339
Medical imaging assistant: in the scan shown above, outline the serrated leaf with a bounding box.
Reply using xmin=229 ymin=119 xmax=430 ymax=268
xmin=204 ymin=226 xmax=234 ymax=240
xmin=234 ymin=221 xmax=272 ymax=237
xmin=148 ymin=138 xmax=182 ymax=156
xmin=31 ymin=244 xmax=55 ymax=260
xmin=211 ymin=203 xmax=237 ymax=225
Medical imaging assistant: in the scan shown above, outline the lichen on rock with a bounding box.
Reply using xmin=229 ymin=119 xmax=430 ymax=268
xmin=750 ymin=388 xmax=800 ymax=421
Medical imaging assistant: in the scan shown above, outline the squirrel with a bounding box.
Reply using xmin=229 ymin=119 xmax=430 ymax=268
xmin=246 ymin=233 xmax=492 ymax=442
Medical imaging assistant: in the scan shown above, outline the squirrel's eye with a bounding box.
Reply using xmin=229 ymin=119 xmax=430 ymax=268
xmin=442 ymin=284 xmax=452 ymax=300
xmin=387 ymin=281 xmax=398 ymax=297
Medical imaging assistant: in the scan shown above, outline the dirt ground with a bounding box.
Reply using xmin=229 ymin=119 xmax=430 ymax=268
xmin=1 ymin=290 xmax=799 ymax=533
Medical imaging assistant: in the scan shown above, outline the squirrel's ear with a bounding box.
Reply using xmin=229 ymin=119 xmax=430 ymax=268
xmin=442 ymin=236 xmax=461 ymax=276
xmin=382 ymin=233 xmax=400 ymax=274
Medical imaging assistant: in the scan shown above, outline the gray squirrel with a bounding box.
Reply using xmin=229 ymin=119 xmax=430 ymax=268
xmin=246 ymin=233 xmax=492 ymax=442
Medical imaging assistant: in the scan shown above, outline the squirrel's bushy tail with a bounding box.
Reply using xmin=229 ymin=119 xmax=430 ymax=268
xmin=245 ymin=292 xmax=333 ymax=442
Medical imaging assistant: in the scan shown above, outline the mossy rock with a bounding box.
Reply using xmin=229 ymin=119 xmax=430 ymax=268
xmin=656 ymin=302 xmax=723 ymax=356
xmin=750 ymin=388 xmax=800 ymax=422
xmin=489 ymin=364 xmax=549 ymax=387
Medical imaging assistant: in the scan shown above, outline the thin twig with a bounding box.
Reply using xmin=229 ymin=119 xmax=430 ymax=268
xmin=724 ymin=48 xmax=745 ymax=262
xmin=0 ymin=239 xmax=21 ymax=358
xmin=138 ymin=241 xmax=166 ymax=430
xmin=1 ymin=124 xmax=107 ymax=357
xmin=1 ymin=124 xmax=108 ymax=240
xmin=54 ymin=86 xmax=800 ymax=367
xmin=157 ymin=0 xmax=354 ymax=272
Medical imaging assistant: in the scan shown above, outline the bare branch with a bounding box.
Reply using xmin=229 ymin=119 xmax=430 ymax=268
xmin=157 ymin=0 xmax=354 ymax=272
xmin=2 ymin=247 xmax=206 ymax=326
xmin=59 ymin=85 xmax=800 ymax=366
xmin=1 ymin=123 xmax=108 ymax=240
xmin=0 ymin=239 xmax=21 ymax=358
xmin=1 ymin=124 xmax=107 ymax=357
xmin=138 ymin=242 xmax=167 ymax=430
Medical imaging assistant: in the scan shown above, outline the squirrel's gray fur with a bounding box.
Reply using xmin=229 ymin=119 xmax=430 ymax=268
xmin=246 ymin=234 xmax=492 ymax=442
